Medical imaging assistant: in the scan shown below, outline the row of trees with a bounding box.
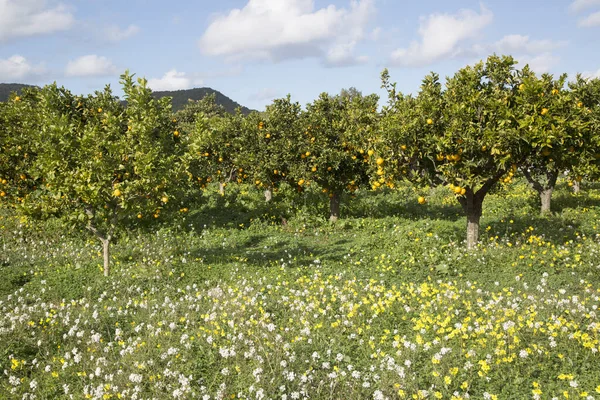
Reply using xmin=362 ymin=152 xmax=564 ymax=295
xmin=378 ymin=56 xmax=599 ymax=247
xmin=1 ymin=55 xmax=599 ymax=275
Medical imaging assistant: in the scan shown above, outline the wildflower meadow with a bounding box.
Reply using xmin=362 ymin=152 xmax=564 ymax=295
xmin=1 ymin=180 xmax=600 ymax=399
xmin=1 ymin=55 xmax=600 ymax=399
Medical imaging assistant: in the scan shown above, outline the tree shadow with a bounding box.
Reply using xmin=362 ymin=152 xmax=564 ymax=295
xmin=482 ymin=213 xmax=584 ymax=245
xmin=129 ymin=183 xmax=598 ymax=250
xmin=552 ymin=191 xmax=600 ymax=213
xmin=187 ymin=232 xmax=351 ymax=268
xmin=157 ymin=191 xmax=292 ymax=233
xmin=340 ymin=190 xmax=466 ymax=222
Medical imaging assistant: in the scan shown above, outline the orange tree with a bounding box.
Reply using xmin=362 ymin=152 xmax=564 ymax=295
xmin=0 ymin=88 xmax=41 ymax=207
xmin=174 ymin=93 xmax=227 ymax=134
xmin=298 ymin=92 xmax=379 ymax=221
xmin=378 ymin=55 xmax=524 ymax=249
xmin=185 ymin=111 xmax=244 ymax=195
xmin=567 ymin=76 xmax=600 ymax=188
xmin=239 ymin=96 xmax=304 ymax=201
xmin=25 ymin=72 xmax=184 ymax=276
xmin=514 ymin=70 xmax=590 ymax=212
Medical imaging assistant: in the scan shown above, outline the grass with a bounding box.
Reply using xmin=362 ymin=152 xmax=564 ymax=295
xmin=1 ymin=179 xmax=600 ymax=399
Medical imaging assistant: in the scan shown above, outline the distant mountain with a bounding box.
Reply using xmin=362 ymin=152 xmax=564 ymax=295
xmin=0 ymin=83 xmax=37 ymax=101
xmin=1 ymin=83 xmax=254 ymax=116
xmin=151 ymin=88 xmax=254 ymax=115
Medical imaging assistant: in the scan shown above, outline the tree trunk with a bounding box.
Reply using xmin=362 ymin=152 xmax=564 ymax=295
xmin=264 ymin=187 xmax=273 ymax=202
xmin=522 ymin=168 xmax=558 ymax=214
xmin=85 ymin=206 xmax=116 ymax=277
xmin=573 ymin=181 xmax=580 ymax=194
xmin=462 ymin=192 xmax=483 ymax=250
xmin=457 ymin=172 xmax=505 ymax=250
xmin=466 ymin=212 xmax=481 ymax=251
xmin=101 ymin=237 xmax=110 ymax=277
xmin=329 ymin=192 xmax=341 ymax=222
xmin=219 ymin=182 xmax=225 ymax=196
xmin=540 ymin=188 xmax=553 ymax=214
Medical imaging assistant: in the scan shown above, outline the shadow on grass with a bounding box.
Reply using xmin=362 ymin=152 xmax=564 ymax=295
xmin=109 ymin=183 xmax=600 ymax=256
xmin=482 ymin=212 xmax=584 ymax=245
xmin=187 ymin=232 xmax=351 ymax=268
xmin=166 ymin=186 xmax=469 ymax=233
xmin=552 ymin=192 xmax=600 ymax=212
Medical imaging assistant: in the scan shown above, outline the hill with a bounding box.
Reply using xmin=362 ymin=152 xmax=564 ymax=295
xmin=151 ymin=87 xmax=254 ymax=115
xmin=0 ymin=83 xmax=37 ymax=100
xmin=1 ymin=83 xmax=254 ymax=115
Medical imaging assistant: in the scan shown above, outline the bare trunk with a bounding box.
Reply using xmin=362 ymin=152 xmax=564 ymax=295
xmin=329 ymin=192 xmax=341 ymax=222
xmin=462 ymin=192 xmax=483 ymax=250
xmin=457 ymin=171 xmax=505 ymax=250
xmin=458 ymin=189 xmax=485 ymax=250
xmin=523 ymin=168 xmax=558 ymax=214
xmin=102 ymin=238 xmax=110 ymax=277
xmin=573 ymin=181 xmax=580 ymax=194
xmin=466 ymin=211 xmax=481 ymax=251
xmin=219 ymin=182 xmax=225 ymax=196
xmin=540 ymin=188 xmax=553 ymax=214
xmin=264 ymin=188 xmax=273 ymax=202
xmin=86 ymin=205 xmax=116 ymax=277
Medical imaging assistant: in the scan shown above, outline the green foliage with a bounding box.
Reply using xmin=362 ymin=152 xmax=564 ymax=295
xmin=299 ymin=92 xmax=379 ymax=195
xmin=185 ymin=112 xmax=244 ymax=190
xmin=381 ymin=55 xmax=526 ymax=193
xmin=174 ymin=93 xmax=227 ymax=134
xmin=515 ymin=71 xmax=590 ymax=193
xmin=239 ymin=96 xmax=304 ymax=191
xmin=21 ymin=72 xmax=185 ymax=274
xmin=379 ymin=55 xmax=528 ymax=247
xmin=568 ymin=76 xmax=600 ymax=181
xmin=0 ymin=87 xmax=41 ymax=206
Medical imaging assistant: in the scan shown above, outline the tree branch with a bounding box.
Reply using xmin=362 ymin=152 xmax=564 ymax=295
xmin=84 ymin=206 xmax=106 ymax=241
xmin=522 ymin=168 xmax=544 ymax=193
xmin=227 ymin=166 xmax=236 ymax=183
xmin=475 ymin=169 xmax=506 ymax=200
xmin=546 ymin=169 xmax=558 ymax=191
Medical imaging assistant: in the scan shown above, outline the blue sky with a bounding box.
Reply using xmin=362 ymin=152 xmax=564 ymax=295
xmin=1 ymin=0 xmax=599 ymax=110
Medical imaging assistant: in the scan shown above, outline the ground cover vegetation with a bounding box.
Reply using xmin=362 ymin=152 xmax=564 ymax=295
xmin=1 ymin=55 xmax=600 ymax=399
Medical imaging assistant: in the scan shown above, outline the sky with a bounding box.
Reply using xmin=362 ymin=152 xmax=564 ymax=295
xmin=1 ymin=0 xmax=600 ymax=111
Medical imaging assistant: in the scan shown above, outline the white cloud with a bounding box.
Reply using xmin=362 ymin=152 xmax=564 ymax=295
xmin=198 ymin=0 xmax=374 ymax=66
xmin=203 ymin=65 xmax=244 ymax=79
xmin=518 ymin=53 xmax=561 ymax=74
xmin=570 ymin=0 xmax=600 ymax=13
xmin=570 ymin=0 xmax=600 ymax=27
xmin=578 ymin=10 xmax=600 ymax=26
xmin=390 ymin=5 xmax=493 ymax=67
xmin=468 ymin=34 xmax=566 ymax=71
xmin=325 ymin=42 xmax=369 ymax=67
xmin=369 ymin=27 xmax=382 ymax=41
xmin=0 ymin=55 xmax=46 ymax=80
xmin=65 ymin=55 xmax=118 ymax=77
xmin=0 ymin=0 xmax=74 ymax=42
xmin=104 ymin=24 xmax=140 ymax=42
xmin=490 ymin=34 xmax=567 ymax=54
xmin=249 ymin=88 xmax=280 ymax=101
xmin=582 ymin=68 xmax=600 ymax=78
xmin=147 ymin=69 xmax=203 ymax=91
